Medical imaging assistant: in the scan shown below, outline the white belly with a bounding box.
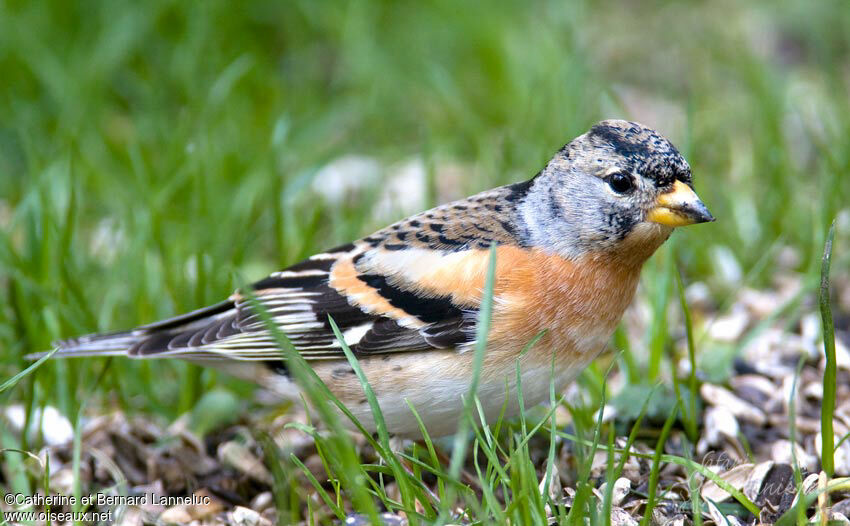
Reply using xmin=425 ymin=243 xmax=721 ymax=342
xmin=343 ymin=360 xmax=587 ymax=438
xmin=226 ymin=345 xmax=601 ymax=438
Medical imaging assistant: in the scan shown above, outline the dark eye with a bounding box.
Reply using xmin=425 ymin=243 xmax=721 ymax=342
xmin=607 ymin=172 xmax=634 ymax=194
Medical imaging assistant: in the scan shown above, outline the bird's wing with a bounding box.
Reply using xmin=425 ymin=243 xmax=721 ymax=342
xmin=50 ymin=185 xmax=529 ymax=362
xmin=52 ymin=242 xmax=492 ymax=362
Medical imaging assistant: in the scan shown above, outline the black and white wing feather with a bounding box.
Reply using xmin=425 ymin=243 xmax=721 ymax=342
xmin=47 ymin=183 xmax=530 ymax=365
xmin=49 ymin=244 xmax=476 ymax=363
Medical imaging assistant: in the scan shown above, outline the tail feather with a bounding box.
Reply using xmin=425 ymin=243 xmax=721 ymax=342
xmin=27 ymin=331 xmax=141 ymax=360
xmin=27 ymin=300 xmax=236 ymax=361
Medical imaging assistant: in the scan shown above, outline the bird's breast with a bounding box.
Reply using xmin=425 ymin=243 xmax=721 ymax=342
xmin=480 ymin=246 xmax=642 ymax=370
xmin=357 ymin=244 xmax=643 ymax=370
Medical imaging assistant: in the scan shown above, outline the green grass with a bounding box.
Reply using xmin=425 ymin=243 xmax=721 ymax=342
xmin=820 ymin=221 xmax=837 ymax=479
xmin=1 ymin=0 xmax=849 ymax=523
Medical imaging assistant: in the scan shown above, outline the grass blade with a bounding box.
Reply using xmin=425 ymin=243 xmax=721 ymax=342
xmin=676 ymin=267 xmax=700 ymax=441
xmin=640 ymin=406 xmax=678 ymax=526
xmin=241 ymin=286 xmax=381 ymax=522
xmin=448 ymin=244 xmax=497 ymax=478
xmin=820 ymin=220 xmax=837 ymax=478
xmin=604 ymin=385 xmax=657 ymax=525
xmin=648 ymin=244 xmax=673 ymax=381
xmin=289 ymin=452 xmax=346 ymax=521
xmin=0 ymin=348 xmax=58 ymax=394
xmin=328 ymin=315 xmax=423 ymax=522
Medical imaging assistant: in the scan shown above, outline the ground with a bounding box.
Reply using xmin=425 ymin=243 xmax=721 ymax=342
xmin=1 ymin=0 xmax=849 ymax=524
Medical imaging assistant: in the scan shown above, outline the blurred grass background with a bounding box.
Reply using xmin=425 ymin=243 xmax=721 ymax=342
xmin=0 ymin=0 xmax=848 ymax=438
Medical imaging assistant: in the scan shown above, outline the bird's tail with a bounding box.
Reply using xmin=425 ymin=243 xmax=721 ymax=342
xmin=26 ymin=300 xmax=235 ymax=360
xmin=27 ymin=330 xmax=143 ymax=360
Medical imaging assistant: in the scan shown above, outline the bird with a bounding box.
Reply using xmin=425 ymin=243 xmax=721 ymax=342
xmin=44 ymin=120 xmax=714 ymax=438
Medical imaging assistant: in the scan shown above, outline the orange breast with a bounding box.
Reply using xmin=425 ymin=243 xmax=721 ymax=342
xmin=328 ymin=244 xmax=644 ymax=373
xmin=412 ymin=245 xmax=643 ymax=370
xmin=491 ymin=246 xmax=641 ymax=367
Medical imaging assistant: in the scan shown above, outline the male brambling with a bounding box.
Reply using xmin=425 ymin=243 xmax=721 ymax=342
xmin=48 ymin=120 xmax=713 ymax=438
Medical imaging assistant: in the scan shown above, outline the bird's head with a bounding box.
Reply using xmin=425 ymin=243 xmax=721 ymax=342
xmin=519 ymin=119 xmax=714 ymax=262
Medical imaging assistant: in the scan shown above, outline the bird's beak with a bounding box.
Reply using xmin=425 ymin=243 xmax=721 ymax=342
xmin=646 ymin=180 xmax=715 ymax=227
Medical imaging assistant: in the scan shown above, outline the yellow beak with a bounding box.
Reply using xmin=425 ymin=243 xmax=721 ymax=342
xmin=646 ymin=180 xmax=715 ymax=227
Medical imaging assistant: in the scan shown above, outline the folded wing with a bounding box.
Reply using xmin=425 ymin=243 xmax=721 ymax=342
xmin=50 ymin=243 xmax=479 ymax=362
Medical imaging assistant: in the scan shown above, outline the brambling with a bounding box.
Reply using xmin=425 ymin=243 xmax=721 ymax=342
xmin=48 ymin=120 xmax=713 ymax=438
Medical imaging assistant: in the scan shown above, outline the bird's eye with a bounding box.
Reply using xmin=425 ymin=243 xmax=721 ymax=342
xmin=607 ymin=172 xmax=634 ymax=194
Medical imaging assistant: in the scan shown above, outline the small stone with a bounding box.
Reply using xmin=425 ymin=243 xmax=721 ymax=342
xmin=592 ymin=404 xmax=617 ymax=425
xmin=816 ymin=433 xmax=850 ymax=476
xmin=232 ymin=506 xmax=272 ymax=526
xmin=771 ymin=440 xmax=817 ymax=472
xmin=610 ymin=478 xmax=631 ymax=506
xmin=609 ymin=506 xmax=638 ymax=526
xmin=539 ymin=463 xmax=562 ymax=504
xmin=700 ymin=463 xmax=755 ymax=503
xmin=158 ymin=506 xmax=193 ymax=524
xmin=709 ymin=306 xmax=749 ymax=342
xmin=157 ymin=490 xmax=223 ymax=524
xmin=218 ymin=441 xmax=273 ymax=485
xmin=701 ymin=384 xmax=767 ymax=425
xmin=250 ymin=491 xmax=274 ymax=513
xmin=701 ymin=406 xmax=740 ymax=450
